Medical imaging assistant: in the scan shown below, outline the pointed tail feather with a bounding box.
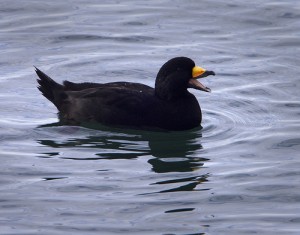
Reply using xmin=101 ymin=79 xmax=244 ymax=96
xmin=35 ymin=67 xmax=66 ymax=110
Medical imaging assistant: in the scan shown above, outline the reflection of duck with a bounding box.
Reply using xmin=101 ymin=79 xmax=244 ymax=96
xmin=36 ymin=57 xmax=215 ymax=131
xmin=38 ymin=125 xmax=206 ymax=171
xmin=38 ymin=125 xmax=209 ymax=192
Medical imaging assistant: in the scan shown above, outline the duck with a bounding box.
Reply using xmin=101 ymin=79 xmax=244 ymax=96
xmin=35 ymin=57 xmax=215 ymax=131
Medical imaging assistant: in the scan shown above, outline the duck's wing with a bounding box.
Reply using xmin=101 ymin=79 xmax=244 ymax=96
xmin=63 ymin=81 xmax=105 ymax=91
xmin=79 ymin=86 xmax=155 ymax=113
xmin=63 ymin=80 xmax=153 ymax=92
xmin=63 ymin=86 xmax=157 ymax=126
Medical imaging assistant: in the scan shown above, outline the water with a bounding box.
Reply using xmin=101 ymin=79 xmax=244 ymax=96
xmin=0 ymin=0 xmax=300 ymax=234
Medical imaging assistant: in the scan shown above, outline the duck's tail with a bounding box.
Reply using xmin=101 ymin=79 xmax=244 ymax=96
xmin=35 ymin=67 xmax=66 ymax=110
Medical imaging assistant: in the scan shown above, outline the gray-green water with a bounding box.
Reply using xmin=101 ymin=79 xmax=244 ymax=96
xmin=0 ymin=1 xmax=299 ymax=234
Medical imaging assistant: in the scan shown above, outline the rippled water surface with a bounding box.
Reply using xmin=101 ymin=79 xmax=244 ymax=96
xmin=1 ymin=1 xmax=300 ymax=234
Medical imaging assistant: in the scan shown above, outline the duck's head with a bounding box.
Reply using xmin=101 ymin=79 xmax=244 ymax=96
xmin=155 ymin=57 xmax=215 ymax=100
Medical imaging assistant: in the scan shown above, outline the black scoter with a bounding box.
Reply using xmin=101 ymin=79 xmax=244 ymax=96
xmin=36 ymin=57 xmax=215 ymax=131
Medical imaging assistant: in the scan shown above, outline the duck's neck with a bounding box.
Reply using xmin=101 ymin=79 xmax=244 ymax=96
xmin=155 ymin=73 xmax=189 ymax=101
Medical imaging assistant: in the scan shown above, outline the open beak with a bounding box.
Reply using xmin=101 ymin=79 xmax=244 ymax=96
xmin=188 ymin=66 xmax=215 ymax=92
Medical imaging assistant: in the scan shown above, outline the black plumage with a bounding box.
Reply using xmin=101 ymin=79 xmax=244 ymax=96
xmin=36 ymin=57 xmax=215 ymax=131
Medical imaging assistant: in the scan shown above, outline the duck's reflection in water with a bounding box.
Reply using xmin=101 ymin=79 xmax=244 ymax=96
xmin=37 ymin=124 xmax=210 ymax=193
